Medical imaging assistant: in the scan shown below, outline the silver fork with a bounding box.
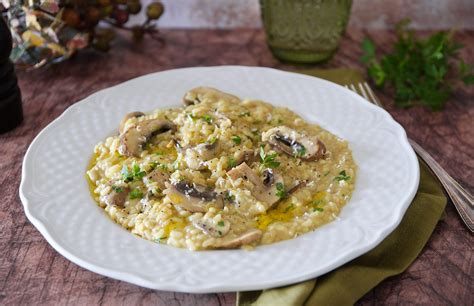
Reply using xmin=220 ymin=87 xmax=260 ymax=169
xmin=346 ymin=82 xmax=474 ymax=232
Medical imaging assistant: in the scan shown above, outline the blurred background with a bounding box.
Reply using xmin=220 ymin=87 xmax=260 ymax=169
xmin=141 ymin=0 xmax=474 ymax=29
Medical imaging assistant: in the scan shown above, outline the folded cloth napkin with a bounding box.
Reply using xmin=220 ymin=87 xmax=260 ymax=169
xmin=237 ymin=68 xmax=447 ymax=306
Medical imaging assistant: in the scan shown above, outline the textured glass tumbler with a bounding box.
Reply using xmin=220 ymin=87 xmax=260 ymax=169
xmin=260 ymin=0 xmax=352 ymax=64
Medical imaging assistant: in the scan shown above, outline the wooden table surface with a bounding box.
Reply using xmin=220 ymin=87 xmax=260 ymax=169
xmin=1 ymin=28 xmax=473 ymax=305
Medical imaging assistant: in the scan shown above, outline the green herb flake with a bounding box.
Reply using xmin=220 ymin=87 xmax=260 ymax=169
xmin=121 ymin=165 xmax=134 ymax=182
xmin=132 ymin=163 xmax=146 ymax=179
xmin=284 ymin=203 xmax=294 ymax=213
xmin=231 ymin=135 xmax=242 ymax=145
xmin=201 ymin=114 xmax=213 ymax=124
xmin=217 ymin=221 xmax=225 ymax=227
xmin=111 ymin=185 xmax=123 ymax=193
xmin=228 ymin=157 xmax=237 ymax=168
xmin=225 ymin=192 xmax=235 ymax=202
xmin=208 ymin=136 xmax=218 ymax=145
xmin=149 ymin=161 xmax=159 ymax=170
xmin=129 ymin=189 xmax=144 ymax=200
xmin=260 ymin=145 xmax=280 ymax=169
xmin=295 ymin=145 xmax=306 ymax=157
xmin=334 ymin=170 xmax=351 ymax=181
xmin=323 ymin=171 xmax=330 ymax=177
xmin=238 ymin=111 xmax=250 ymax=117
xmin=187 ymin=113 xmax=196 ymax=121
xmin=312 ymin=199 xmax=325 ymax=212
xmin=276 ymin=182 xmax=286 ymax=199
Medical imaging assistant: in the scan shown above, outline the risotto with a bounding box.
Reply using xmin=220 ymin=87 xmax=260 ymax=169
xmin=86 ymin=87 xmax=356 ymax=250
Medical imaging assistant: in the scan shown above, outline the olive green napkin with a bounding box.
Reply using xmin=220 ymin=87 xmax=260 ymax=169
xmin=236 ymin=68 xmax=447 ymax=306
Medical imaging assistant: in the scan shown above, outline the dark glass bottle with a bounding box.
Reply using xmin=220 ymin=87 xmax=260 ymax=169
xmin=0 ymin=15 xmax=23 ymax=134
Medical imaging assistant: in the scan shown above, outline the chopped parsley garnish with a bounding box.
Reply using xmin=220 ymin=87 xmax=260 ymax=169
xmin=323 ymin=171 xmax=330 ymax=177
xmin=148 ymin=161 xmax=159 ymax=170
xmin=208 ymin=136 xmax=218 ymax=145
xmin=260 ymin=145 xmax=280 ymax=169
xmin=155 ymin=152 xmax=163 ymax=156
xmin=239 ymin=111 xmax=250 ymax=117
xmin=224 ymin=192 xmax=235 ymax=202
xmin=231 ymin=135 xmax=242 ymax=145
xmin=187 ymin=113 xmax=196 ymax=121
xmin=228 ymin=157 xmax=237 ymax=168
xmin=121 ymin=165 xmax=134 ymax=182
xmin=217 ymin=221 xmax=225 ymax=227
xmin=276 ymin=182 xmax=286 ymax=199
xmin=334 ymin=170 xmax=351 ymax=181
xmin=284 ymin=203 xmax=294 ymax=213
xmin=129 ymin=189 xmax=144 ymax=200
xmin=111 ymin=185 xmax=123 ymax=193
xmin=295 ymin=145 xmax=306 ymax=157
xmin=132 ymin=164 xmax=146 ymax=179
xmin=201 ymin=114 xmax=213 ymax=124
xmin=312 ymin=199 xmax=325 ymax=212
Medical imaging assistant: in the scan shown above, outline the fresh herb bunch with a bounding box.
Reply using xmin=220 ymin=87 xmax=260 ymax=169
xmin=361 ymin=20 xmax=473 ymax=111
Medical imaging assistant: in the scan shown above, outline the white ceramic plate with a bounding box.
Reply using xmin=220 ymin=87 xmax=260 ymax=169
xmin=20 ymin=66 xmax=419 ymax=293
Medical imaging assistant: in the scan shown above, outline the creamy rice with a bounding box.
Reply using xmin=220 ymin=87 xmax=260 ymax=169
xmin=86 ymin=87 xmax=356 ymax=250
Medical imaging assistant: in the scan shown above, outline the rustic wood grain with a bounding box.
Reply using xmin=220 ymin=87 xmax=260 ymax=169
xmin=0 ymin=29 xmax=472 ymax=305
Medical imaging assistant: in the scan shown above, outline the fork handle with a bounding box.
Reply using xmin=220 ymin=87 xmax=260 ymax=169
xmin=409 ymin=139 xmax=474 ymax=232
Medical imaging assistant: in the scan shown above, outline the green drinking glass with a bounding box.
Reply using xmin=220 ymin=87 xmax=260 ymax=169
xmin=260 ymin=0 xmax=352 ymax=64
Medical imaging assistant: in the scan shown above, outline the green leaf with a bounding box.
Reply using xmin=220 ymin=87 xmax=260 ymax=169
xmin=129 ymin=189 xmax=144 ymax=199
xmin=276 ymin=182 xmax=286 ymax=199
xmin=201 ymin=114 xmax=213 ymax=124
xmin=361 ymin=38 xmax=376 ymax=64
xmin=462 ymin=75 xmax=474 ymax=85
xmin=228 ymin=157 xmax=237 ymax=168
xmin=361 ymin=21 xmax=468 ymax=111
xmin=111 ymin=185 xmax=123 ymax=193
xmin=334 ymin=170 xmax=351 ymax=181
xmin=231 ymin=135 xmax=242 ymax=145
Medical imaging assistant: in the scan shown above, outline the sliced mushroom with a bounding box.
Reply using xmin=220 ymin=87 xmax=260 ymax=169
xmin=163 ymin=181 xmax=224 ymax=213
xmin=213 ymin=229 xmax=262 ymax=249
xmin=227 ymin=163 xmax=283 ymax=208
xmin=118 ymin=119 xmax=176 ymax=157
xmin=183 ymin=87 xmax=240 ymax=105
xmin=262 ymin=126 xmax=326 ymax=161
xmin=119 ymin=111 xmax=145 ymax=134
xmin=144 ymin=169 xmax=169 ymax=190
xmin=101 ymin=186 xmax=130 ymax=208
xmin=233 ymin=148 xmax=260 ymax=167
xmin=193 ymin=217 xmax=230 ymax=238
xmin=194 ymin=139 xmax=219 ymax=161
xmin=181 ymin=139 xmax=220 ymax=170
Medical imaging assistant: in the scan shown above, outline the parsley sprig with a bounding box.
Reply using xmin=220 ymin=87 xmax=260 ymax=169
xmin=259 ymin=145 xmax=280 ymax=169
xmin=334 ymin=170 xmax=350 ymax=182
xmin=361 ymin=19 xmax=473 ymax=111
xmin=275 ymin=182 xmax=286 ymax=199
xmin=121 ymin=164 xmax=146 ymax=182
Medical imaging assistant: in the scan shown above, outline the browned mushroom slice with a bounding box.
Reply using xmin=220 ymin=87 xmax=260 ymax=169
xmin=182 ymin=87 xmax=240 ymax=105
xmin=118 ymin=119 xmax=176 ymax=157
xmin=163 ymin=181 xmax=224 ymax=213
xmin=262 ymin=126 xmax=326 ymax=161
xmin=227 ymin=163 xmax=283 ymax=208
xmin=119 ymin=111 xmax=145 ymax=134
xmin=100 ymin=186 xmax=130 ymax=208
xmin=213 ymin=229 xmax=262 ymax=249
xmin=233 ymin=148 xmax=260 ymax=167
xmin=143 ymin=169 xmax=169 ymax=190
xmin=192 ymin=217 xmax=230 ymax=238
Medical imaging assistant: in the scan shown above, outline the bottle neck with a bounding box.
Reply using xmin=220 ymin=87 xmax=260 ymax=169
xmin=0 ymin=15 xmax=13 ymax=63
